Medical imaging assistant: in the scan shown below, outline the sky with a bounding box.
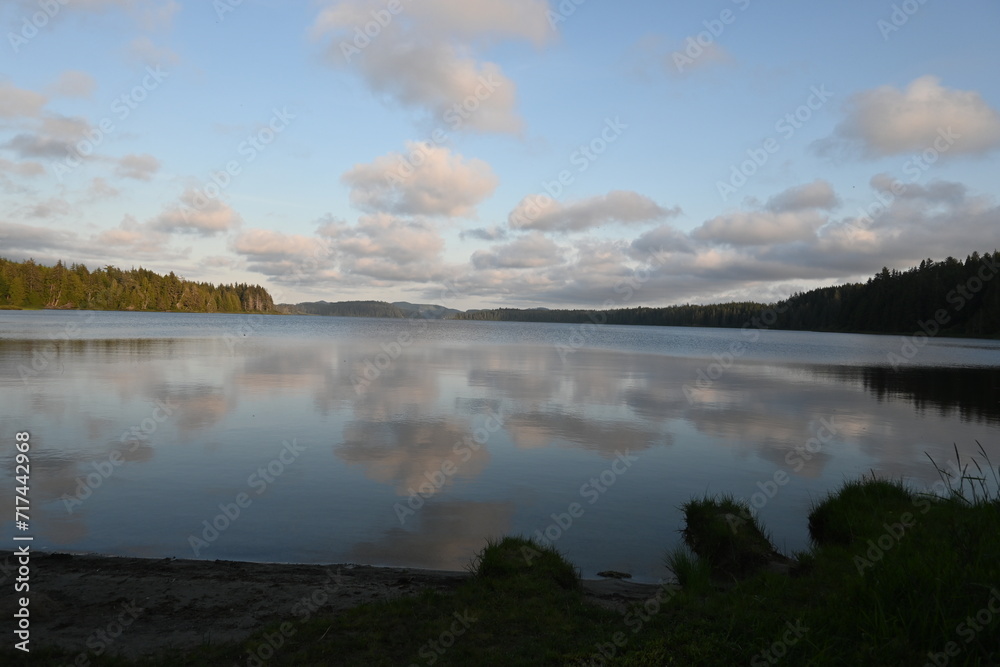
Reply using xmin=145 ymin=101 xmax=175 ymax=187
xmin=1 ymin=0 xmax=999 ymax=309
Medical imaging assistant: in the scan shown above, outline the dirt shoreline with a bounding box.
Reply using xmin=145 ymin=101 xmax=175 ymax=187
xmin=1 ymin=550 xmax=665 ymax=660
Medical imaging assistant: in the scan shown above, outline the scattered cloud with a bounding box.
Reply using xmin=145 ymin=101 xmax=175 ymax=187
xmin=151 ymin=187 xmax=242 ymax=236
xmin=116 ymin=153 xmax=161 ymax=181
xmin=667 ymin=41 xmax=733 ymax=78
xmin=765 ymin=179 xmax=840 ymax=212
xmin=509 ymin=190 xmax=679 ymax=233
xmin=0 ymin=81 xmax=47 ymax=118
xmin=818 ymin=76 xmax=1000 ymax=158
xmin=94 ymin=214 xmax=170 ymax=255
xmin=693 ymin=209 xmax=826 ymax=246
xmin=48 ymin=70 xmax=97 ymax=98
xmin=311 ymin=0 xmax=550 ymax=134
xmin=460 ymin=225 xmax=508 ymax=242
xmin=126 ymin=36 xmax=180 ymax=65
xmin=321 ymin=214 xmax=448 ymax=282
xmin=471 ymin=232 xmax=564 ymax=269
xmin=342 ymin=142 xmax=497 ymax=217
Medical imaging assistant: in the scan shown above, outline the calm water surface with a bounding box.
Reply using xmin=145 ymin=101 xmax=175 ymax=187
xmin=1 ymin=311 xmax=998 ymax=582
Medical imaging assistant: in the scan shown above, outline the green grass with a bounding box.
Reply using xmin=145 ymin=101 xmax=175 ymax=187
xmin=639 ymin=454 xmax=1000 ymax=665
xmin=678 ymin=494 xmax=785 ymax=582
xmin=4 ymin=457 xmax=999 ymax=666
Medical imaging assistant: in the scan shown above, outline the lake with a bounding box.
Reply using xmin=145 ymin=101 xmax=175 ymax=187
xmin=1 ymin=310 xmax=998 ymax=582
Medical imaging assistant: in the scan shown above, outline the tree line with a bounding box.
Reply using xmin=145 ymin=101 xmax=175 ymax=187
xmin=0 ymin=257 xmax=274 ymax=313
xmin=456 ymin=250 xmax=1000 ymax=337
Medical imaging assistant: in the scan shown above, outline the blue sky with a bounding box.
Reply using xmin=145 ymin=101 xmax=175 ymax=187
xmin=2 ymin=0 xmax=999 ymax=308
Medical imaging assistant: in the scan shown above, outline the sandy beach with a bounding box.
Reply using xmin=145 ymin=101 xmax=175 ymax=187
xmin=0 ymin=550 xmax=663 ymax=660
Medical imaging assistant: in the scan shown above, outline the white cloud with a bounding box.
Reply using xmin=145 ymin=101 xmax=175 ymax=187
xmin=49 ymin=70 xmax=97 ymax=98
xmin=460 ymin=225 xmax=508 ymax=241
xmin=509 ymin=190 xmax=679 ymax=233
xmin=126 ymin=36 xmax=180 ymax=66
xmin=116 ymin=153 xmax=160 ymax=181
xmin=151 ymin=187 xmax=242 ymax=236
xmin=94 ymin=215 xmax=170 ymax=254
xmin=86 ymin=177 xmax=120 ymax=200
xmin=0 ymin=217 xmax=184 ymax=264
xmin=311 ymin=0 xmax=550 ymax=134
xmin=820 ymin=76 xmax=1000 ymax=158
xmin=321 ymin=214 xmax=448 ymax=282
xmin=693 ymin=210 xmax=825 ymax=246
xmin=0 ymin=81 xmax=47 ymax=118
xmin=630 ymin=223 xmax=694 ymax=258
xmin=472 ymin=232 xmax=564 ymax=269
xmin=232 ymin=229 xmax=325 ymax=261
xmin=342 ymin=142 xmax=497 ymax=217
xmin=0 ymin=157 xmax=45 ymax=178
xmin=766 ymin=179 xmax=839 ymax=212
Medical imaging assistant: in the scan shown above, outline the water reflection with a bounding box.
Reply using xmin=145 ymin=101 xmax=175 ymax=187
xmin=350 ymin=501 xmax=515 ymax=571
xmin=337 ymin=418 xmax=491 ymax=497
xmin=1 ymin=312 xmax=998 ymax=580
xmin=828 ymin=365 xmax=1000 ymax=425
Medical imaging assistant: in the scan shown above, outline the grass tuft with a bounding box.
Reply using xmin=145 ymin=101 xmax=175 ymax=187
xmin=680 ymin=494 xmax=784 ymax=581
xmin=807 ymin=473 xmax=914 ymax=547
xmin=469 ymin=535 xmax=579 ymax=591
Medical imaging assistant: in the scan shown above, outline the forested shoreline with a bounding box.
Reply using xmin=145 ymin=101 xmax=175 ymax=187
xmin=0 ymin=258 xmax=274 ymax=313
xmin=457 ymin=251 xmax=1000 ymax=337
xmin=2 ymin=252 xmax=997 ymax=337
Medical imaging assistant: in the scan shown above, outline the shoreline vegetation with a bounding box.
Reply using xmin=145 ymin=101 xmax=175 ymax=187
xmin=4 ymin=450 xmax=997 ymax=666
xmin=1 ymin=250 xmax=998 ymax=339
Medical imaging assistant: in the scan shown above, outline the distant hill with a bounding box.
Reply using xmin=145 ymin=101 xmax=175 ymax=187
xmin=278 ymin=300 xmax=406 ymax=318
xmin=276 ymin=300 xmax=461 ymax=320
xmin=392 ymin=302 xmax=461 ymax=319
